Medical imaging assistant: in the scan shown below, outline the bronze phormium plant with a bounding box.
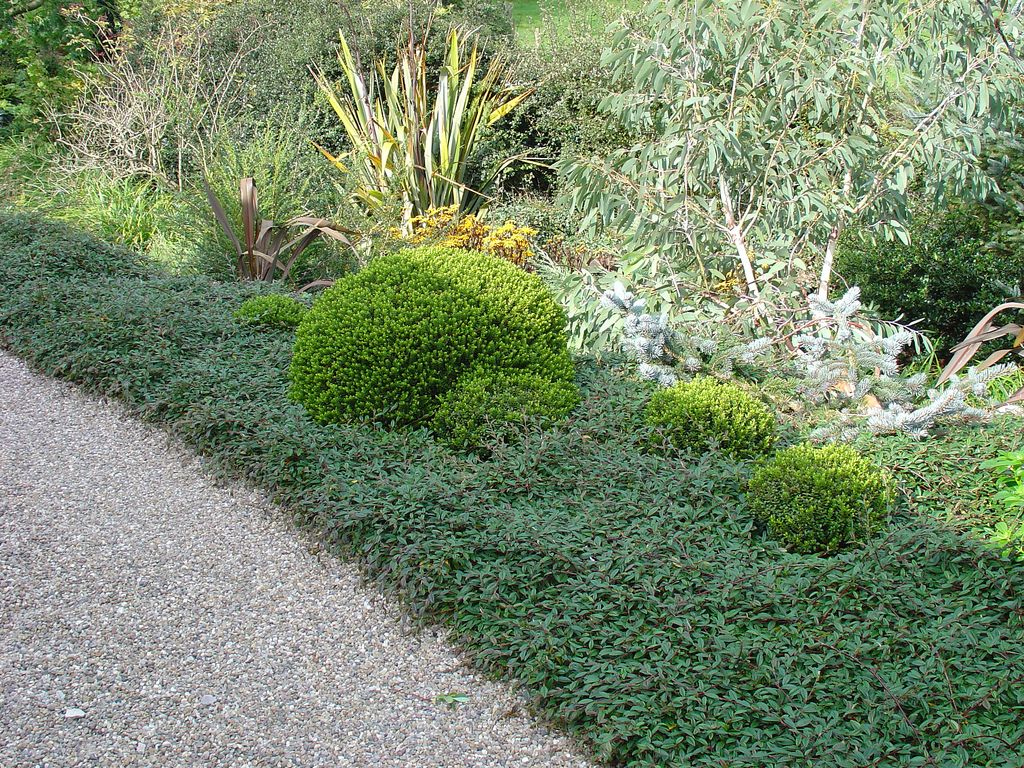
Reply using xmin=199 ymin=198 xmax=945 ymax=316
xmin=313 ymin=27 xmax=532 ymax=225
xmin=939 ymin=302 xmax=1024 ymax=403
xmin=203 ymin=176 xmax=356 ymax=282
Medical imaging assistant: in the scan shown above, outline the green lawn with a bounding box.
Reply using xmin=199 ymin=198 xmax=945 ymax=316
xmin=511 ymin=0 xmax=637 ymax=45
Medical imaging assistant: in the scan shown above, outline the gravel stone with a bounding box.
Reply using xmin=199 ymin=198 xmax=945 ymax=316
xmin=0 ymin=352 xmax=595 ymax=768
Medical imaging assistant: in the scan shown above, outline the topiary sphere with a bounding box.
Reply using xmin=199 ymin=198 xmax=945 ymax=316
xmin=289 ymin=246 xmax=575 ymax=426
xmin=748 ymin=443 xmax=893 ymax=554
xmin=644 ymin=376 xmax=777 ymax=459
xmin=431 ymin=368 xmax=580 ymax=451
xmin=234 ymin=293 xmax=308 ymax=329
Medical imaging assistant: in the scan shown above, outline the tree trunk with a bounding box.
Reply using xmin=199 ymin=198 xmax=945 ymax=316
xmin=9 ymin=0 xmax=47 ymax=18
xmin=718 ymin=175 xmax=760 ymax=298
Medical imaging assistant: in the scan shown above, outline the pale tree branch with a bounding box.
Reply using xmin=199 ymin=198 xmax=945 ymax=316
xmin=718 ymin=173 xmax=760 ymax=300
xmin=7 ymin=0 xmax=46 ymax=18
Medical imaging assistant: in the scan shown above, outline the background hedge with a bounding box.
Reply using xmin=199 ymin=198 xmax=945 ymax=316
xmin=837 ymin=204 xmax=1024 ymax=355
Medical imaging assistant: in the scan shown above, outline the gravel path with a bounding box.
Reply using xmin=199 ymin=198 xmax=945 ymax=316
xmin=0 ymin=352 xmax=594 ymax=768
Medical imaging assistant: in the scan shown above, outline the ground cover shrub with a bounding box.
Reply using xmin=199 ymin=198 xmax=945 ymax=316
xmin=837 ymin=204 xmax=1024 ymax=356
xmin=430 ymin=367 xmax=580 ymax=451
xmin=234 ymin=293 xmax=307 ymax=329
xmin=0 ymin=210 xmax=147 ymax=284
xmin=748 ymin=444 xmax=893 ymax=554
xmin=290 ymin=246 xmax=576 ymax=427
xmin=859 ymin=417 xmax=1024 ymax=548
xmin=2 ymin=221 xmax=1024 ymax=767
xmin=645 ymin=376 xmax=776 ymax=458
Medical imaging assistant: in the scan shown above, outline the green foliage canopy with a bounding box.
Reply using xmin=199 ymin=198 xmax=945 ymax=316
xmin=1 ymin=0 xmax=122 ymax=130
xmin=563 ymin=0 xmax=1024 ymax=306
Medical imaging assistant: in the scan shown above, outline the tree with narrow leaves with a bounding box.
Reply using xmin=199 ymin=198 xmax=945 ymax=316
xmin=563 ymin=0 xmax=1024 ymax=310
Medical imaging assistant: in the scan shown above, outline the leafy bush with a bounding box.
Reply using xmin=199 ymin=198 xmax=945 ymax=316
xmin=981 ymin=450 xmax=1024 ymax=560
xmin=290 ymin=246 xmax=576 ymax=426
xmin=430 ymin=367 xmax=580 ymax=450
xmin=645 ymin=376 xmax=776 ymax=458
xmin=477 ymin=27 xmax=623 ymax=195
xmin=200 ymin=0 xmax=514 ymax=148
xmin=838 ymin=204 xmax=1024 ymax=355
xmin=749 ymin=443 xmax=893 ymax=554
xmin=234 ymin=293 xmax=307 ymax=329
xmin=1 ymin=0 xmax=120 ymax=132
xmin=0 ymin=210 xmax=146 ymax=284
xmin=561 ymin=0 xmax=1020 ymax=304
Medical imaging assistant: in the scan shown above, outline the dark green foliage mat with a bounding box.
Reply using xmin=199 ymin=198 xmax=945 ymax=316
xmin=2 ymin=228 xmax=1023 ymax=766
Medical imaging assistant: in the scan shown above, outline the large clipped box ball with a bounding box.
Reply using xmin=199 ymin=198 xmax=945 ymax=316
xmin=289 ymin=246 xmax=576 ymax=427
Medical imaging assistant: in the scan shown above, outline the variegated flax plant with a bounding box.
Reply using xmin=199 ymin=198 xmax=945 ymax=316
xmin=313 ymin=27 xmax=532 ymax=227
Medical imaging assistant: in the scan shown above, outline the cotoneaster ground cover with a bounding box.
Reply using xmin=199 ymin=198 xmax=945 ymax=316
xmin=1 ymin=219 xmax=1022 ymax=767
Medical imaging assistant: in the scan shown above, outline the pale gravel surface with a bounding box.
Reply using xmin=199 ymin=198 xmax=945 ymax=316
xmin=0 ymin=352 xmax=595 ymax=768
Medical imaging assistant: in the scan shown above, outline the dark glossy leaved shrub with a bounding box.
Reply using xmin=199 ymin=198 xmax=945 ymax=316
xmin=289 ymin=246 xmax=576 ymax=426
xmin=837 ymin=204 xmax=1024 ymax=356
xmin=476 ymin=32 xmax=624 ymax=196
xmin=234 ymin=294 xmax=308 ymax=329
xmin=2 ymin=257 xmax=1023 ymax=767
xmin=431 ymin=367 xmax=580 ymax=450
xmin=749 ymin=443 xmax=893 ymax=554
xmin=645 ymin=376 xmax=776 ymax=458
xmin=0 ymin=210 xmax=146 ymax=284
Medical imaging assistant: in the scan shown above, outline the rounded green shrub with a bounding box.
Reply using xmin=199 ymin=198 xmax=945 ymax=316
xmin=289 ymin=246 xmax=576 ymax=426
xmin=234 ymin=294 xmax=308 ymax=329
xmin=644 ymin=376 xmax=776 ymax=458
xmin=431 ymin=368 xmax=580 ymax=450
xmin=748 ymin=443 xmax=893 ymax=554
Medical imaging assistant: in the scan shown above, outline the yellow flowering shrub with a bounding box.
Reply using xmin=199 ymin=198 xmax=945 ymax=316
xmin=481 ymin=221 xmax=536 ymax=267
xmin=402 ymin=205 xmax=537 ymax=267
